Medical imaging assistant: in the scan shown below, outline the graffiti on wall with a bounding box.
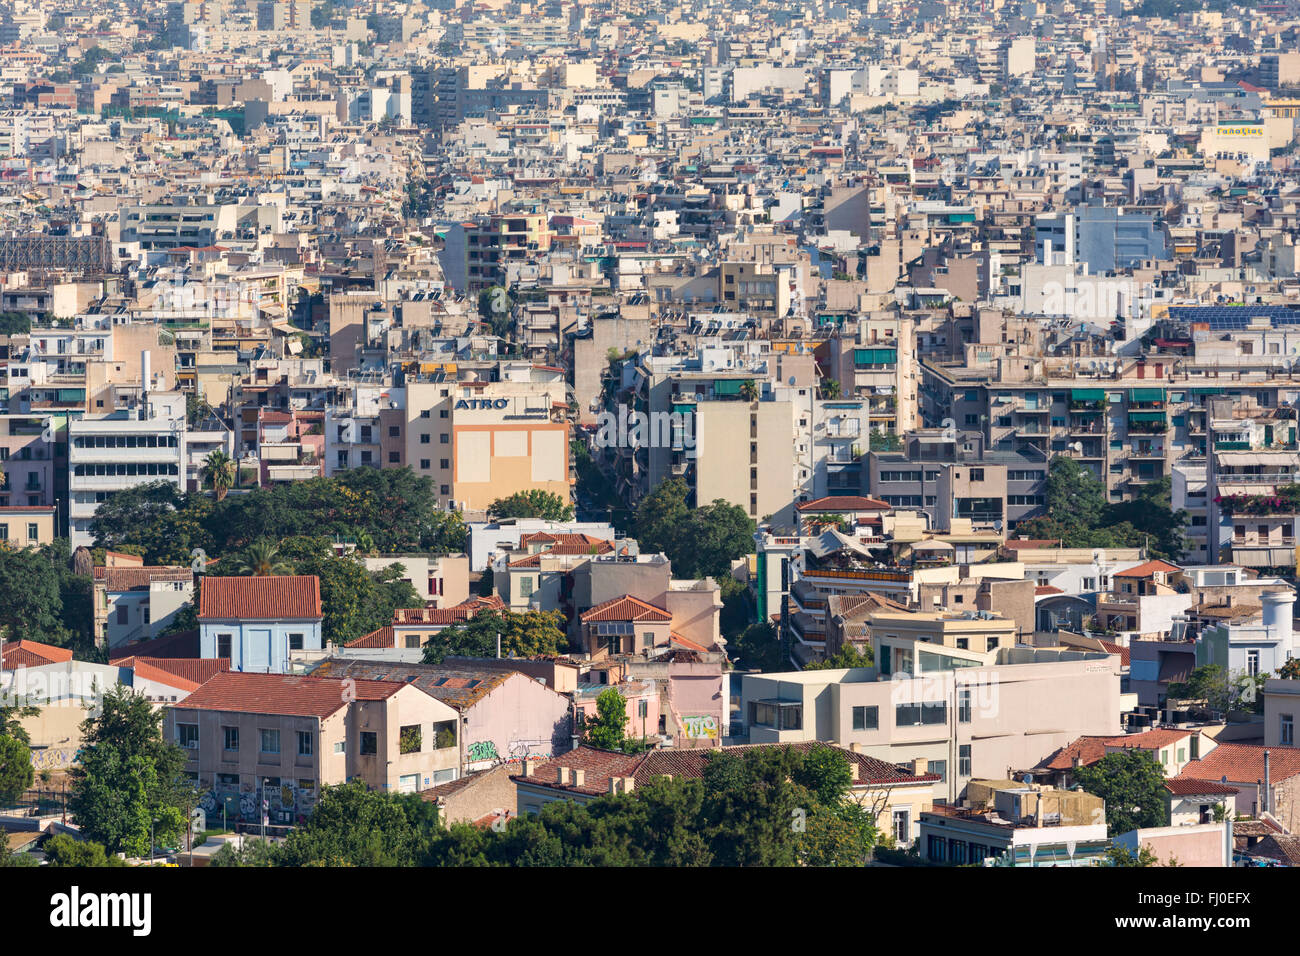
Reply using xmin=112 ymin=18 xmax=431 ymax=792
xmin=680 ymin=715 xmax=719 ymax=740
xmin=467 ymin=740 xmax=499 ymax=763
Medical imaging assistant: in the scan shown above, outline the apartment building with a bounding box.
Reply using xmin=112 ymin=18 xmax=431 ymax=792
xmin=739 ymin=639 xmax=1122 ymax=804
xmin=67 ymin=392 xmax=187 ymax=549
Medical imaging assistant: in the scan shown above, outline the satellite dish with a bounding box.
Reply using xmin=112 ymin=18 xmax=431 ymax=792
xmin=993 ymin=519 xmax=1003 ymax=532
xmin=789 ymin=376 xmax=797 ymax=386
xmin=1022 ymin=773 xmax=1033 ymax=786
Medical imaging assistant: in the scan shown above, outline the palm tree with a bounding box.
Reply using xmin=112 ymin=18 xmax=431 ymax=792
xmin=202 ymin=450 xmax=236 ymax=502
xmin=739 ymin=379 xmax=759 ymax=402
xmin=820 ymin=378 xmax=842 ymax=400
xmin=232 ymin=540 xmax=291 ymax=577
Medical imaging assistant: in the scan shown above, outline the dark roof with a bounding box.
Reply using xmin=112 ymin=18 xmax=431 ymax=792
xmin=310 ymin=658 xmax=514 ymax=709
xmin=513 ymin=742 xmax=940 ymax=797
xmin=110 ymin=628 xmax=202 ymax=660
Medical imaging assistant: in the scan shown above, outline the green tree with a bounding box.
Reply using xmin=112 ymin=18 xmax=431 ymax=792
xmin=230 ymin=539 xmax=291 ymax=576
xmin=805 ymin=642 xmax=873 ymax=671
xmin=730 ymin=621 xmax=784 ymax=671
xmin=583 ymin=688 xmax=629 ymax=750
xmin=1099 ymin=844 xmax=1159 ymax=867
xmin=868 ymin=429 xmax=901 ymax=451
xmin=1072 ymin=750 xmax=1167 ymax=836
xmin=0 ymin=544 xmax=68 ymax=644
xmin=0 ymin=703 xmax=39 ymax=745
xmin=0 ymin=734 xmax=34 ymax=805
xmin=0 ymin=311 xmax=31 ymax=336
xmin=294 ymin=553 xmax=424 ymax=646
xmin=41 ymin=833 xmax=127 ymax=867
xmin=277 ymin=780 xmax=440 ymax=866
xmin=67 ymin=685 xmax=193 ymax=856
xmin=633 ymin=479 xmax=755 ymax=579
xmin=422 ymin=609 xmax=567 ymax=664
xmin=487 ymin=489 xmax=575 ymax=522
xmin=201 ymin=450 xmax=236 ymax=502
xmin=820 ymin=378 xmax=842 ymax=399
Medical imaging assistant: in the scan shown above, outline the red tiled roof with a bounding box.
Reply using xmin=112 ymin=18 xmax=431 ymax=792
xmin=1035 ymin=585 xmax=1064 ymax=596
xmin=669 ymin=632 xmax=710 ymax=653
xmin=1 ymin=639 xmax=73 ymax=669
xmin=1035 ymin=735 xmax=1115 ymax=771
xmin=796 ymin=496 xmax=891 ymax=513
xmin=1114 ymin=560 xmax=1182 ymax=578
xmin=1165 ymin=776 xmax=1239 ymax=797
xmin=1106 ymin=728 xmax=1193 ymax=751
xmin=1098 ymin=640 xmax=1130 ymax=667
xmin=508 ymin=541 xmax=613 ymax=567
xmin=1004 ymin=539 xmax=1063 ymax=550
xmin=580 ymin=594 xmax=671 ymax=623
xmin=198 ymin=576 xmax=322 ymax=620
xmin=174 ymin=671 xmax=401 ymax=717
xmin=115 ymin=656 xmax=229 ymax=692
xmin=346 ymin=625 xmax=395 ymax=649
xmin=1184 ymin=743 xmax=1300 ymax=784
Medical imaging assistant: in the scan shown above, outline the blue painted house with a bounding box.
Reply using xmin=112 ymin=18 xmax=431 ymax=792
xmin=198 ymin=576 xmax=324 ymax=673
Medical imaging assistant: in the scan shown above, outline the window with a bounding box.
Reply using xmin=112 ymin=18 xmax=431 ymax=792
xmin=388 ymin=452 xmax=400 ymax=463
xmin=420 ymin=434 xmax=431 ymax=444
xmin=217 ymin=773 xmax=239 ymax=789
xmin=959 ymin=744 xmax=971 ymax=777
xmin=892 ymin=810 xmax=909 ymax=844
xmin=927 ymin=835 xmax=946 ymax=862
xmin=405 ymin=635 xmax=421 ymax=649
xmin=420 ymin=459 xmax=431 ymax=469
xmin=388 ymin=426 xmax=400 ymax=437
xmin=1247 ymin=650 xmax=1260 ymax=677
xmin=26 ymin=523 xmax=37 ymax=540
xmin=969 ymin=468 xmax=984 ymax=481
xmin=852 ymin=705 xmax=878 ymax=731
xmin=440 ymin=459 xmax=450 ymax=470
xmin=223 ymin=726 xmax=239 ymax=751
xmin=177 ymin=723 xmax=198 ymax=749
xmin=895 ymin=702 xmax=946 ymax=727
xmin=116 ymin=605 xmax=128 ymax=625
xmin=333 ymin=741 xmax=345 ymax=754
xmin=958 ymin=688 xmax=972 ymax=723
xmin=1282 ymin=714 xmax=1294 ymax=746
xmin=360 ymin=731 xmax=377 ymax=755
xmin=297 ymin=731 xmax=313 ymax=756
xmin=399 ymin=725 xmax=422 ymax=754
xmin=259 ymin=729 xmax=280 ymax=754
xmin=288 ymin=633 xmax=304 ymax=651
xmin=217 ymin=634 xmax=232 ymax=659
xmin=930 ymin=759 xmax=947 ymax=782
xmin=439 ymin=434 xmax=449 ymax=444
xmin=519 ymin=576 xmax=534 ymax=598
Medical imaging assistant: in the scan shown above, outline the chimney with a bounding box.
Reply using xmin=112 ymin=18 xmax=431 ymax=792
xmin=622 ymin=776 xmax=635 ymax=793
xmin=1072 ymin=755 xmax=1082 ymax=769
xmin=849 ymin=742 xmax=862 ymax=753
xmin=608 ymin=777 xmax=621 ymax=795
xmin=572 ymin=769 xmax=586 ymax=788
xmin=556 ymin=766 xmax=571 ymax=785
xmin=911 ymin=757 xmax=928 ymax=776
xmin=522 ymin=758 xmax=538 ymax=778
xmin=847 ymin=761 xmax=859 ymax=783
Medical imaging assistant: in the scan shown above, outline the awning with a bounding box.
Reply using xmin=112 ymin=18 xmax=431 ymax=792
xmin=1130 ymin=388 xmax=1166 ymax=402
xmin=854 ymin=348 xmax=897 ymax=365
xmin=1128 ymin=411 xmax=1166 ymax=422
xmin=713 ymin=379 xmax=743 ymax=395
xmin=1071 ymin=389 xmax=1106 ymax=401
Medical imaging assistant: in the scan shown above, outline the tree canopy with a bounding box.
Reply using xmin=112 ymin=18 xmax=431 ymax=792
xmin=487 ymin=489 xmax=575 ymax=522
xmin=422 ymin=608 xmax=568 ymax=664
xmin=633 ymin=478 xmax=755 ymax=579
xmin=1072 ymin=750 xmax=1167 ymax=836
xmin=67 ymin=685 xmax=194 ymax=857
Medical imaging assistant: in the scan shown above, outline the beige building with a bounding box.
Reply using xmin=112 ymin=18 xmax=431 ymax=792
xmin=0 ymin=505 xmax=55 ymax=546
xmin=166 ymin=671 xmax=462 ymax=819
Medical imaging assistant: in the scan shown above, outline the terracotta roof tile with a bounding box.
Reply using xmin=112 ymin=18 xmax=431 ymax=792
xmin=1114 ymin=560 xmax=1182 ymax=578
xmin=796 ymin=495 xmax=891 ymax=513
xmin=173 ymin=671 xmax=400 ymax=717
xmin=198 ymin=575 xmax=322 ymax=621
xmin=1165 ymin=776 xmax=1240 ymax=796
xmin=580 ymin=594 xmax=671 ymax=623
xmin=0 ymin=639 xmax=73 ymax=669
xmin=1184 ymin=743 xmax=1300 ymax=784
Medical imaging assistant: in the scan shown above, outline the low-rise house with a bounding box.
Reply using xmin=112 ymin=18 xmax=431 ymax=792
xmin=1164 ymin=777 xmax=1239 ymax=826
xmin=511 ymin=742 xmax=939 ymax=846
xmin=1183 ymin=742 xmax=1300 ymax=829
xmin=309 ymin=657 xmax=574 ymax=774
xmin=1111 ymin=822 xmax=1232 ymax=867
xmin=165 ymin=671 xmax=462 ymax=822
xmin=340 ymin=595 xmax=506 ymax=661
xmin=197 ymin=575 xmax=323 ymax=673
xmin=919 ymin=784 xmax=1111 ymax=867
xmin=1094 ymin=559 xmax=1193 ymax=640
xmin=95 ymin=564 xmax=194 ymax=649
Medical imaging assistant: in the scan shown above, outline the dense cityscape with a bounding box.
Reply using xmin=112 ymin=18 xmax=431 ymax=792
xmin=0 ymin=0 xmax=1296 ymax=892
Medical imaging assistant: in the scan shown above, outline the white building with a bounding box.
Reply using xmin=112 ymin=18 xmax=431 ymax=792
xmin=68 ymin=388 xmax=187 ymax=549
